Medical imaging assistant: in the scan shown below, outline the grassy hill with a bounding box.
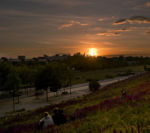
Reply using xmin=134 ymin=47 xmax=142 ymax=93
xmin=1 ymin=72 xmax=150 ymax=133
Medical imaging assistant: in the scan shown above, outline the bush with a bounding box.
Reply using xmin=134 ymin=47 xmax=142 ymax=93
xmin=89 ymin=80 xmax=101 ymax=92
xmin=125 ymin=69 xmax=134 ymax=75
xmin=105 ymin=74 xmax=113 ymax=79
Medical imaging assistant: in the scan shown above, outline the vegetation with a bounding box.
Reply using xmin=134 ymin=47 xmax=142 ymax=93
xmin=0 ymin=63 xmax=21 ymax=110
xmin=0 ymin=56 xmax=148 ymax=111
xmin=1 ymin=54 xmax=149 ymax=89
xmin=89 ymin=80 xmax=101 ymax=92
xmin=5 ymin=71 xmax=21 ymax=111
xmin=1 ymin=72 xmax=150 ymax=132
xmin=0 ymin=55 xmax=150 ymax=132
xmin=35 ymin=65 xmax=61 ymax=101
xmin=0 ymin=55 xmax=147 ymax=96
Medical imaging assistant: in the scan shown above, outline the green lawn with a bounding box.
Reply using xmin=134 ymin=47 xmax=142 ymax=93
xmin=72 ymin=65 xmax=145 ymax=84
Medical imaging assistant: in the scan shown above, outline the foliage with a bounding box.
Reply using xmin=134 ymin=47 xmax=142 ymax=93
xmin=17 ymin=66 xmax=36 ymax=86
xmin=0 ymin=63 xmax=12 ymax=91
xmin=50 ymin=77 xmax=61 ymax=92
xmin=0 ymin=58 xmax=147 ymax=89
xmin=0 ymin=63 xmax=21 ymax=96
xmin=2 ymin=69 xmax=21 ymax=110
xmin=4 ymin=71 xmax=21 ymax=94
xmin=35 ymin=64 xmax=63 ymax=92
xmin=89 ymin=80 xmax=101 ymax=92
xmin=35 ymin=66 xmax=53 ymax=91
xmin=34 ymin=64 xmax=65 ymax=100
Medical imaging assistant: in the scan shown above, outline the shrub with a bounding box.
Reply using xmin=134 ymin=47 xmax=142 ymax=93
xmin=105 ymin=74 xmax=113 ymax=79
xmin=89 ymin=80 xmax=101 ymax=92
xmin=125 ymin=69 xmax=134 ymax=75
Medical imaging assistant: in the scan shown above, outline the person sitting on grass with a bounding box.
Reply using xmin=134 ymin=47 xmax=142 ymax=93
xmin=52 ymin=107 xmax=66 ymax=125
xmin=38 ymin=112 xmax=54 ymax=130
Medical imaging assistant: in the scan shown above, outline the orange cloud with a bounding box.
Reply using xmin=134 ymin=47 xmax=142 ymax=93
xmin=96 ymin=32 xmax=120 ymax=37
xmin=58 ymin=21 xmax=88 ymax=30
xmin=98 ymin=18 xmax=105 ymax=22
xmin=58 ymin=23 xmax=73 ymax=30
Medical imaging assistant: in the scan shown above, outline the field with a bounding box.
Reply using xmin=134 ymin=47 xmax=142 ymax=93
xmin=72 ymin=65 xmax=145 ymax=84
xmin=1 ymin=72 xmax=150 ymax=133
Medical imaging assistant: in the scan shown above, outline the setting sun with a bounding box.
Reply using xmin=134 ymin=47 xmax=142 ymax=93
xmin=88 ymin=48 xmax=98 ymax=56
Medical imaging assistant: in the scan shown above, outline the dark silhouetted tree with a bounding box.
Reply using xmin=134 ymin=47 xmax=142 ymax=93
xmin=50 ymin=77 xmax=61 ymax=96
xmin=89 ymin=80 xmax=101 ymax=92
xmin=0 ymin=63 xmax=12 ymax=91
xmin=4 ymin=71 xmax=21 ymax=111
xmin=35 ymin=66 xmax=53 ymax=101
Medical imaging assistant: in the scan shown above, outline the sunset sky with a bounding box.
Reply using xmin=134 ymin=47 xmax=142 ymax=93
xmin=0 ymin=0 xmax=150 ymax=58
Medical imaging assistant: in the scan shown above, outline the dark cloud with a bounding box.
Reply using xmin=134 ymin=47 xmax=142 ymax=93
xmin=0 ymin=0 xmax=136 ymax=17
xmin=96 ymin=27 xmax=134 ymax=36
xmin=113 ymin=19 xmax=127 ymax=25
xmin=24 ymin=0 xmax=93 ymax=6
xmin=129 ymin=16 xmax=150 ymax=23
xmin=113 ymin=16 xmax=150 ymax=25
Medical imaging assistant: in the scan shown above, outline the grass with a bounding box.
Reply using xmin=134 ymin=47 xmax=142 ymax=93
xmin=72 ymin=65 xmax=145 ymax=84
xmin=63 ymin=100 xmax=150 ymax=132
xmin=1 ymin=72 xmax=150 ymax=133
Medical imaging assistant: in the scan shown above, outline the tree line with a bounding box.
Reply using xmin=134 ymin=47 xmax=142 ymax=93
xmin=64 ymin=53 xmax=150 ymax=71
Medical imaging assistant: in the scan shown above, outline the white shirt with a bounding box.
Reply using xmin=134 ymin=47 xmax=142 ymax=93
xmin=40 ymin=115 xmax=54 ymax=128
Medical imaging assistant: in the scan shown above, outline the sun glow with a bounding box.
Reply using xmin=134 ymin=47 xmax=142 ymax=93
xmin=88 ymin=48 xmax=98 ymax=56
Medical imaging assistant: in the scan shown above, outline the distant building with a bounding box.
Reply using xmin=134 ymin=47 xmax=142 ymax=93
xmin=37 ymin=57 xmax=47 ymax=62
xmin=49 ymin=54 xmax=69 ymax=61
xmin=18 ymin=56 xmax=26 ymax=61
xmin=9 ymin=58 xmax=20 ymax=62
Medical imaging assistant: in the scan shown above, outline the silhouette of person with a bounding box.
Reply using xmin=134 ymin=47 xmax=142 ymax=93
xmin=52 ymin=108 xmax=66 ymax=125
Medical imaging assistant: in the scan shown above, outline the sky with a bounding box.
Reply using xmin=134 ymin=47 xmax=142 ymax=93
xmin=0 ymin=0 xmax=150 ymax=58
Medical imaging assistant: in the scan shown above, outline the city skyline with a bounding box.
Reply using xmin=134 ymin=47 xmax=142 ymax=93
xmin=0 ymin=0 xmax=150 ymax=58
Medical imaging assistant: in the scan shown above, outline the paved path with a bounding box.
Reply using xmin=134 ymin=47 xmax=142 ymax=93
xmin=0 ymin=72 xmax=144 ymax=117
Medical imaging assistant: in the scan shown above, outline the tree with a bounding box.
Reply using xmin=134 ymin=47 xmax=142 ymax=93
xmin=50 ymin=77 xmax=61 ymax=96
xmin=35 ymin=64 xmax=64 ymax=100
xmin=35 ymin=66 xmax=52 ymax=101
xmin=89 ymin=80 xmax=101 ymax=92
xmin=18 ymin=66 xmax=36 ymax=96
xmin=4 ymin=71 xmax=21 ymax=111
xmin=0 ymin=63 xmax=12 ymax=91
